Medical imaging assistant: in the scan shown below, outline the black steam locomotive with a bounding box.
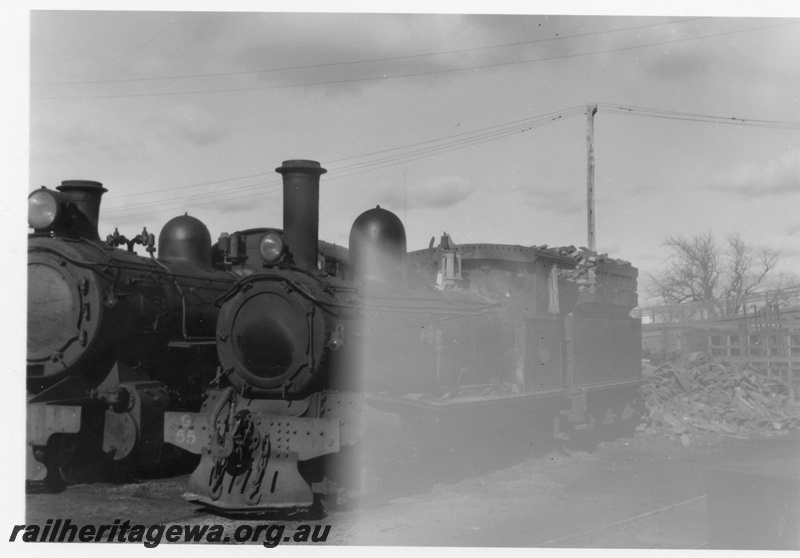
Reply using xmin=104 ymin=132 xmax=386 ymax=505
xmin=27 ymin=180 xmax=236 ymax=484
xmin=163 ymin=160 xmax=643 ymax=513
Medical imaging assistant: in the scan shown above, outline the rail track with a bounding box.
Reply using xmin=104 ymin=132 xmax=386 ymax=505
xmin=25 ymin=433 xmax=798 ymax=548
xmin=538 ymin=494 xmax=708 ymax=548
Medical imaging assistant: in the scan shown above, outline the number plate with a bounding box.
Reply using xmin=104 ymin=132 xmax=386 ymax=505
xmin=163 ymin=412 xmax=211 ymax=453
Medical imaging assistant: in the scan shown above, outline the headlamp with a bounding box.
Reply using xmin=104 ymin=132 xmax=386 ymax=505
xmin=259 ymin=231 xmax=284 ymax=264
xmin=28 ymin=189 xmax=62 ymax=230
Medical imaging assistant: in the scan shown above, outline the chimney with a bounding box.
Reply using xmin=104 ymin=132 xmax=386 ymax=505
xmin=275 ymin=160 xmax=327 ymax=271
xmin=56 ymin=180 xmax=107 ymax=240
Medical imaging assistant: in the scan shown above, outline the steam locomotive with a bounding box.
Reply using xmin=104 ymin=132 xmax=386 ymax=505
xmin=163 ymin=160 xmax=643 ymax=513
xmin=27 ymin=180 xmax=236 ymax=484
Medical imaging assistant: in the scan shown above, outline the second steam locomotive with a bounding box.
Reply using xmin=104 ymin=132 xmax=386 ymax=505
xmin=162 ymin=160 xmax=643 ymax=513
xmin=27 ymin=180 xmax=236 ymax=483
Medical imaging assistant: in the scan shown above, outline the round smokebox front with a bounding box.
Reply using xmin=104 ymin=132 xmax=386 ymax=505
xmin=27 ymin=245 xmax=117 ymax=391
xmin=216 ymin=282 xmax=326 ymax=396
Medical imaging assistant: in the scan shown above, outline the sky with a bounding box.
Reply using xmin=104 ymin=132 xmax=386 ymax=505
xmin=13 ymin=3 xmax=800 ymax=306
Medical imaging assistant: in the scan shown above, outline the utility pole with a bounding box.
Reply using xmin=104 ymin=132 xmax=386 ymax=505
xmin=586 ymin=104 xmax=598 ymax=252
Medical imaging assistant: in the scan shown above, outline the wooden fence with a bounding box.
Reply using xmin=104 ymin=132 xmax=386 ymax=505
xmin=638 ymin=289 xmax=800 ymax=383
xmin=707 ymin=320 xmax=800 ymax=382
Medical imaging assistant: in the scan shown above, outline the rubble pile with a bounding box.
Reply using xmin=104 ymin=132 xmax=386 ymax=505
xmin=638 ymin=353 xmax=800 ymax=444
xmin=532 ymin=245 xmax=632 ymax=295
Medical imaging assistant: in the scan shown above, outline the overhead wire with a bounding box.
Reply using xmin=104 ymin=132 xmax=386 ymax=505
xmin=326 ymin=106 xmax=586 ymax=166
xmin=109 ymin=171 xmax=275 ymax=199
xmin=106 ymin=105 xmax=587 ymax=204
xmin=31 ymin=21 xmax=799 ymax=101
xmin=32 ymin=17 xmax=706 ymax=87
xmin=102 ymin=105 xmax=587 ymax=218
xmin=100 ymin=101 xmax=800 ymax=219
xmin=597 ymin=102 xmax=800 ymax=130
xmin=32 ymin=15 xmax=800 ymax=218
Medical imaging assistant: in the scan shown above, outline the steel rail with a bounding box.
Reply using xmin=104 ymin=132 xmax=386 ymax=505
xmin=538 ymin=494 xmax=707 ymax=547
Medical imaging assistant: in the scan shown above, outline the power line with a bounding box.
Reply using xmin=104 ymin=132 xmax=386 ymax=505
xmin=99 ymin=101 xmax=800 ymax=218
xmin=102 ymin=107 xmax=585 ymax=217
xmin=32 ymin=21 xmax=798 ymax=101
xmin=328 ymin=106 xmax=586 ymax=168
xmin=326 ymin=111 xmax=584 ymax=181
xmin=598 ymin=103 xmax=800 ymax=130
xmin=101 ymin=105 xmax=587 ymax=210
xmin=33 ymin=18 xmax=705 ymax=87
xmin=109 ymin=171 xmax=274 ymax=199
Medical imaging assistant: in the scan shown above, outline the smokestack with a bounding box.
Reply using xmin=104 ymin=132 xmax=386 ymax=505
xmin=56 ymin=180 xmax=107 ymax=240
xmin=275 ymin=160 xmax=327 ymax=271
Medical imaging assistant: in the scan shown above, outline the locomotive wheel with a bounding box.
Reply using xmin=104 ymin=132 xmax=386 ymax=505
xmin=46 ymin=434 xmax=104 ymax=486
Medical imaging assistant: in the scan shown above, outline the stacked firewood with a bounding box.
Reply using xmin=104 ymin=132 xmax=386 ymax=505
xmin=637 ymin=353 xmax=800 ymax=444
xmin=533 ymin=245 xmax=632 ymax=294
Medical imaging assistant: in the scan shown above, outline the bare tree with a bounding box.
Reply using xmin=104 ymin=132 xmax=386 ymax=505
xmin=764 ymin=270 xmax=800 ymax=291
xmin=649 ymin=232 xmax=720 ymax=305
xmin=724 ymin=232 xmax=779 ymax=315
xmin=648 ymin=231 xmax=781 ymax=318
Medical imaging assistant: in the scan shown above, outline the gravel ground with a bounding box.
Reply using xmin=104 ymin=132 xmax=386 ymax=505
xmin=24 ymin=430 xmax=800 ymax=549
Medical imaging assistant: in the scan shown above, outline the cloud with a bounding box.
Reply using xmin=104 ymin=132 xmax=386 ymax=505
xmin=639 ymin=19 xmax=725 ymax=81
xmin=31 ymin=102 xmax=231 ymax=178
xmin=644 ymin=47 xmax=715 ymax=81
xmin=30 ymin=109 xmax=135 ymax=172
xmin=214 ymin=194 xmax=280 ymax=217
xmin=374 ymin=175 xmax=476 ymax=211
xmin=221 ymin=14 xmax=490 ymax=91
xmin=161 ymin=105 xmax=231 ymax=147
xmin=708 ymin=149 xmax=800 ymax=198
xmin=190 ymin=13 xmax=609 ymax=95
xmin=760 ymin=233 xmax=800 ymax=258
xmin=520 ymin=184 xmax=584 ymax=216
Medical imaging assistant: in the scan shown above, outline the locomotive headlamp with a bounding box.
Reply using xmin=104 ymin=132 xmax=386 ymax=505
xmin=259 ymin=231 xmax=284 ymax=264
xmin=28 ymin=188 xmax=62 ymax=230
